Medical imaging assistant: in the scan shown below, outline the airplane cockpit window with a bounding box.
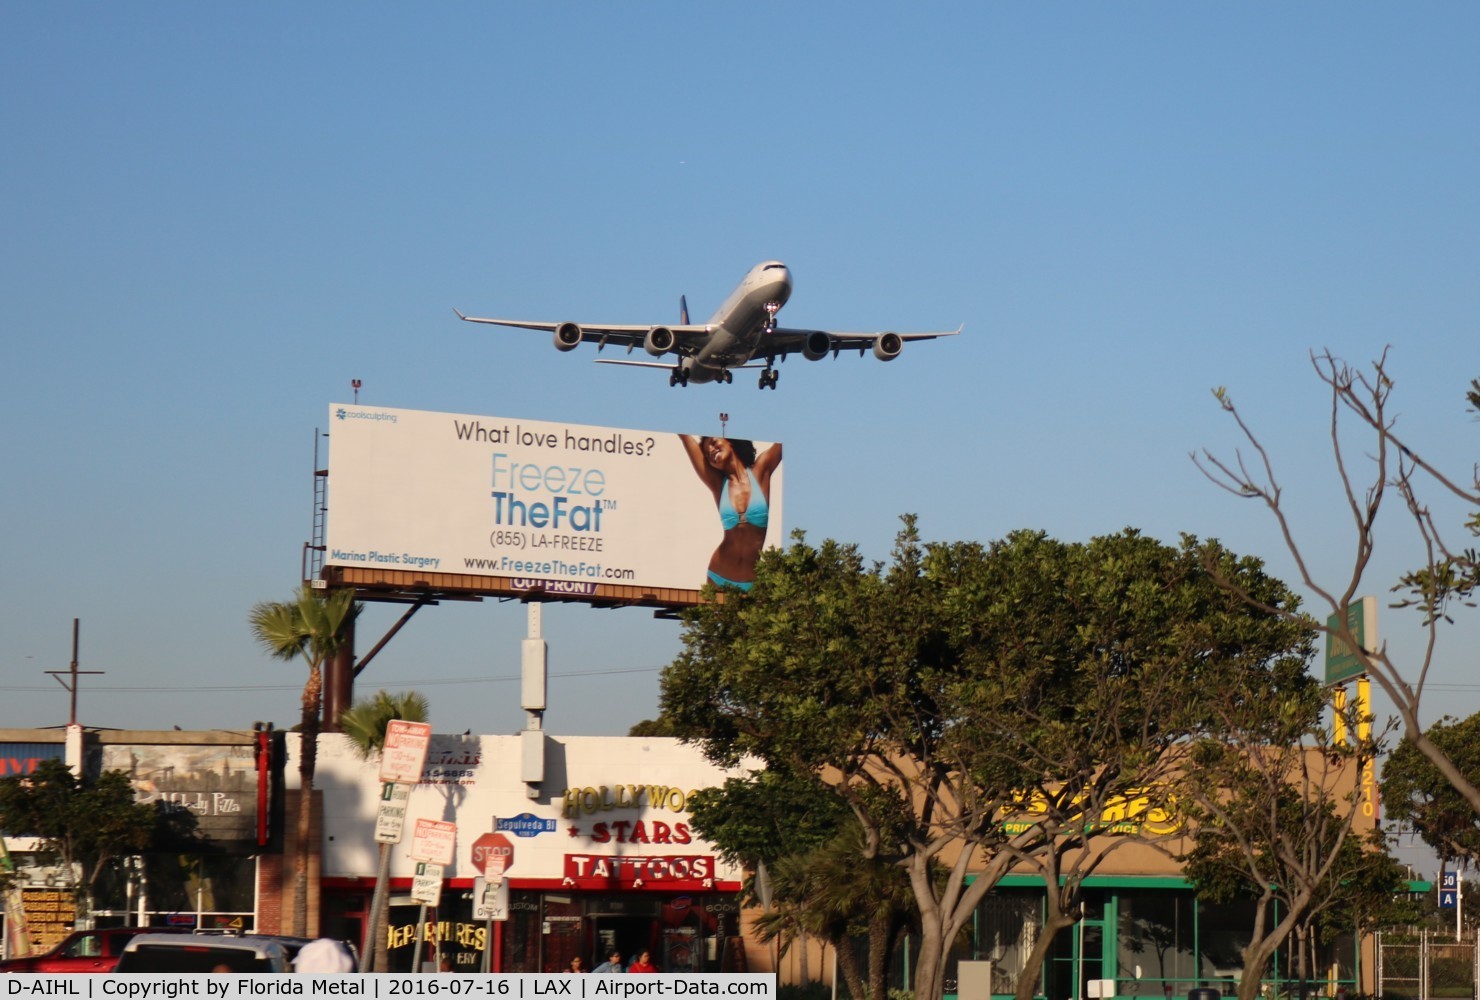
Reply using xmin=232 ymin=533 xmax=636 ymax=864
xmin=763 ymin=263 xmax=787 ymax=271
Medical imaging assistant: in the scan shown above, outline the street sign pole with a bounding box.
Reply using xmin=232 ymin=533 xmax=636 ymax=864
xmin=475 ymin=876 xmax=494 ymax=975
xmin=479 ymin=850 xmax=507 ymax=973
xmin=416 ymin=899 xmax=430 ymax=973
xmin=361 ymin=721 xmax=432 ymax=974
xmin=411 ymin=861 xmax=445 ymax=973
xmin=366 ymin=839 xmax=392 ymax=968
xmin=366 ymin=778 xmax=414 ymax=970
xmin=409 ymin=823 xmax=455 ymax=974
xmin=369 ymin=780 xmax=419 ymax=971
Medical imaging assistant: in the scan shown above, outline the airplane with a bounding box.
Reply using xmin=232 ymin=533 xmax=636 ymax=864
xmin=454 ymin=261 xmax=961 ymax=389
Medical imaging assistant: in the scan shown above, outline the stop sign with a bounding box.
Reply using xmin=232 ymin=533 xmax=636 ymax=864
xmin=471 ymin=832 xmax=515 ymax=875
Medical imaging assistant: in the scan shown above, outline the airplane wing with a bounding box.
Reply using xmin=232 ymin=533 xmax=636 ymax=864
xmin=453 ymin=310 xmax=710 ymax=354
xmin=767 ymin=325 xmax=962 ymax=359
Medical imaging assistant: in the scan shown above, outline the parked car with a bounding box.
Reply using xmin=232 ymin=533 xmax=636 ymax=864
xmin=113 ymin=933 xmax=315 ymax=974
xmin=0 ymin=925 xmax=193 ymax=974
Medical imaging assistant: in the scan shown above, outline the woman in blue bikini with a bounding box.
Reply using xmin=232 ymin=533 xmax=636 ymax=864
xmin=679 ymin=434 xmax=782 ymax=591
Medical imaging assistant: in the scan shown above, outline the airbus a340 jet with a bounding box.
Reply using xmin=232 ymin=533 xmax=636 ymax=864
xmin=455 ymin=261 xmax=960 ymax=389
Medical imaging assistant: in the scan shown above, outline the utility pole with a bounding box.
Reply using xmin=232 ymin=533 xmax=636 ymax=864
xmin=45 ymin=619 xmax=104 ymax=726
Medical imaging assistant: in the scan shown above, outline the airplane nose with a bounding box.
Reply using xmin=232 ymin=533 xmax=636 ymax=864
xmin=768 ymin=267 xmax=792 ymax=301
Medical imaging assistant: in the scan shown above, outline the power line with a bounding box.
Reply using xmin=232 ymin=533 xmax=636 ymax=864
xmin=0 ymin=664 xmax=662 ymax=695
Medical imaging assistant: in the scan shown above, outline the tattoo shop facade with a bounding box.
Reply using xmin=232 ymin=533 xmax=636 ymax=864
xmin=306 ymin=733 xmax=749 ymax=974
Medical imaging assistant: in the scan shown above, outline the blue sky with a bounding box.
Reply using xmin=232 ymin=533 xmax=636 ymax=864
xmin=3 ymin=0 xmax=1477 ymax=811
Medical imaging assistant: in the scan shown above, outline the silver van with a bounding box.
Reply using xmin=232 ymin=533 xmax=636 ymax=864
xmin=113 ymin=933 xmax=294 ymax=973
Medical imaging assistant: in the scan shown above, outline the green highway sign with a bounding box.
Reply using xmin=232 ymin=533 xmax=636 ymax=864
xmin=1325 ymin=595 xmax=1378 ymax=685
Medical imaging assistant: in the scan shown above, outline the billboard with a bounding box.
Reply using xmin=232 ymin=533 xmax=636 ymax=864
xmin=324 ymin=405 xmax=783 ymax=600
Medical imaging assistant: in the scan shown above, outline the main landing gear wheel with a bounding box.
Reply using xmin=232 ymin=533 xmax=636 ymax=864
xmin=669 ymin=368 xmax=690 ymax=387
xmin=722 ymin=370 xmax=734 ymax=384
xmin=758 ymin=369 xmax=778 ymax=390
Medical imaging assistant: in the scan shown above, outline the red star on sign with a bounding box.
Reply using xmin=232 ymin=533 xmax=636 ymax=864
xmin=568 ymin=825 xmax=581 ymax=837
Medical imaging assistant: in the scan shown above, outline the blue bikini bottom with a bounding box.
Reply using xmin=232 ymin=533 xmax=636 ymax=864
xmin=707 ymin=570 xmax=753 ymax=591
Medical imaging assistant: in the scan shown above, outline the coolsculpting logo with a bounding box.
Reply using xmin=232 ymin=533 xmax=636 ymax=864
xmin=336 ymin=408 xmax=399 ymax=424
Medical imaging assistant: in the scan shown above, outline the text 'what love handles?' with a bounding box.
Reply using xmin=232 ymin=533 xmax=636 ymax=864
xmin=455 ymin=420 xmax=660 ymax=458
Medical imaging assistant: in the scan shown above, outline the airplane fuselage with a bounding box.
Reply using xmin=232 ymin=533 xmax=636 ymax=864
xmin=681 ymin=261 xmax=793 ymax=383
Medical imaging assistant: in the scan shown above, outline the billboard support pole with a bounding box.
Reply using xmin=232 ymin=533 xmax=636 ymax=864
xmin=521 ymin=603 xmax=548 ymax=798
xmin=524 ymin=603 xmax=546 ymax=732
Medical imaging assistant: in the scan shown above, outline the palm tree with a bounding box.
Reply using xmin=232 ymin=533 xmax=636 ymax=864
xmin=249 ymin=583 xmax=359 ymax=936
xmin=340 ymin=689 xmax=430 ymax=972
xmin=340 ymin=689 xmax=430 ymax=759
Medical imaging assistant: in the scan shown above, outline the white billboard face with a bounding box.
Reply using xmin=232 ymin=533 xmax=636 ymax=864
xmin=325 ymin=405 xmax=783 ymax=595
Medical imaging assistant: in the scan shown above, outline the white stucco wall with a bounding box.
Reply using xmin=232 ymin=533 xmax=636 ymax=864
xmin=289 ymin=733 xmax=749 ymax=887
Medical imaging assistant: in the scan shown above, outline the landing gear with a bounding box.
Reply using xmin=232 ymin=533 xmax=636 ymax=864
xmin=669 ymin=366 xmax=690 ymax=387
xmin=722 ymin=369 xmax=734 ymax=384
xmin=758 ymin=368 xmax=778 ymax=390
xmin=763 ymin=301 xmax=781 ymax=335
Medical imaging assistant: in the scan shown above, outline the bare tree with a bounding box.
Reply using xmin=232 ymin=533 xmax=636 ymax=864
xmin=1177 ymin=681 xmax=1401 ymax=1000
xmin=1196 ymin=350 xmax=1480 ymax=815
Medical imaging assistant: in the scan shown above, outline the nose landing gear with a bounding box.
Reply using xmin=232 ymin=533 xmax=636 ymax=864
xmin=763 ymin=301 xmax=781 ymax=335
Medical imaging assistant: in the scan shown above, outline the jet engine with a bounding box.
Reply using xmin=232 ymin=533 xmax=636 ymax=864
xmin=554 ymin=323 xmax=583 ymax=352
xmin=801 ymin=331 xmax=832 ymax=361
xmin=872 ymin=332 xmax=903 ymax=362
xmin=645 ymin=326 xmax=676 ymax=357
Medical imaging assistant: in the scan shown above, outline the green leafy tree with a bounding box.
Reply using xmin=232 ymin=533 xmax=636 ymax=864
xmin=249 ymin=583 xmax=359 ymax=936
xmin=688 ymin=770 xmax=912 ymax=1000
xmin=0 ymin=759 xmax=155 ymax=923
xmin=751 ymin=824 xmax=919 ymax=1000
xmin=628 ymin=717 xmax=681 ymax=738
xmin=1198 ymin=355 xmax=1480 ymax=823
xmin=687 ymin=771 xmax=848 ymax=873
xmin=339 ymin=689 xmax=429 ymax=972
xmin=963 ymin=530 xmax=1314 ymax=1000
xmin=663 ymin=519 xmax=1311 ymax=1000
xmin=1380 ymin=711 xmax=1480 ymax=864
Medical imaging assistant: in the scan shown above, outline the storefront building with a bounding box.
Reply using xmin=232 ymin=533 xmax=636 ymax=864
xmin=0 ymin=727 xmax=268 ymax=960
xmin=305 ymin=733 xmax=749 ymax=973
xmin=937 ymin=875 xmax=1365 ymax=1000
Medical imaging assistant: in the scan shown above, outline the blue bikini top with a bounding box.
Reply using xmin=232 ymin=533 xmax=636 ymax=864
xmin=718 ymin=468 xmax=770 ymax=530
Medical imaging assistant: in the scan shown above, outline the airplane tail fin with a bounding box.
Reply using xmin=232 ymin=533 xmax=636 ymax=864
xmin=680 ymin=295 xmax=690 ymax=326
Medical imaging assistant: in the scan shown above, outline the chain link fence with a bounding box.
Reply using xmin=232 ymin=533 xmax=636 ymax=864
xmin=1377 ymin=930 xmax=1477 ymax=1000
